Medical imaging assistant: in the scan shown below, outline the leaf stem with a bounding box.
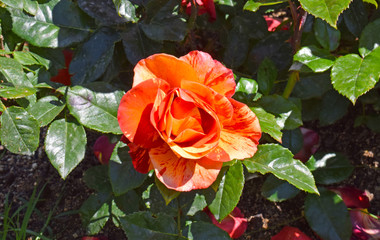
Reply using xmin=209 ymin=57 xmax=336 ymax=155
xmin=177 ymin=197 xmax=183 ymax=237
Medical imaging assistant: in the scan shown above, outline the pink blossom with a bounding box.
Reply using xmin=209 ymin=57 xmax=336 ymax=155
xmin=350 ymin=209 xmax=380 ymax=240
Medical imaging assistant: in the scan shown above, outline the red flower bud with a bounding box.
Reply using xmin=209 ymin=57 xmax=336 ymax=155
xmin=93 ymin=135 xmax=116 ymax=165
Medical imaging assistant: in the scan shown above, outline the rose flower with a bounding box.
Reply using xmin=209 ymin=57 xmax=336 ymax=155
xmin=118 ymin=51 xmax=261 ymax=191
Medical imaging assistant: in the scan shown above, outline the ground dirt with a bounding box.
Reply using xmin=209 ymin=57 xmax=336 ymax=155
xmin=0 ymin=104 xmax=379 ymax=240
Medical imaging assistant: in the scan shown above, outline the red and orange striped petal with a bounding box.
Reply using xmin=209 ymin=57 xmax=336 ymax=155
xmin=128 ymin=142 xmax=153 ymax=174
xmin=217 ymin=98 xmax=261 ymax=160
xmin=133 ymin=54 xmax=200 ymax=88
xmin=180 ymin=51 xmax=236 ymax=97
xmin=118 ymin=78 xmax=170 ymax=147
xmin=149 ymin=144 xmax=222 ymax=191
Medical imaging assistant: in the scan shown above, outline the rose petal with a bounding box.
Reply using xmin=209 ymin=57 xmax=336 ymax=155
xmin=271 ymin=226 xmax=312 ymax=240
xmin=215 ymin=98 xmax=261 ymax=160
xmin=180 ymin=51 xmax=235 ymax=97
xmin=350 ymin=209 xmax=380 ymax=240
xmin=128 ymin=142 xmax=153 ymax=174
xmin=293 ymin=127 xmax=320 ymax=163
xmin=93 ymin=135 xmax=116 ymax=165
xmin=118 ymin=78 xmax=170 ymax=148
xmin=133 ymin=54 xmax=200 ymax=88
xmin=329 ymin=186 xmax=370 ymax=209
xmin=149 ymin=144 xmax=222 ymax=191
xmin=204 ymin=207 xmax=248 ymax=239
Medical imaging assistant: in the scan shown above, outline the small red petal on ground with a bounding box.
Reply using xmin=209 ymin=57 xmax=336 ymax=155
xmin=271 ymin=226 xmax=312 ymax=240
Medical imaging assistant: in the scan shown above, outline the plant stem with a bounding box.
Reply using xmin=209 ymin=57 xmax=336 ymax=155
xmin=177 ymin=197 xmax=183 ymax=237
xmin=283 ymin=71 xmax=299 ymax=99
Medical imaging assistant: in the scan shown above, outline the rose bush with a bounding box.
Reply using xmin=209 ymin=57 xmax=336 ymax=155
xmin=118 ymin=50 xmax=261 ymax=191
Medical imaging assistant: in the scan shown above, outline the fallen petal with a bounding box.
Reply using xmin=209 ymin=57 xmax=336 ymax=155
xmin=329 ymin=186 xmax=370 ymax=209
xmin=271 ymin=226 xmax=312 ymax=240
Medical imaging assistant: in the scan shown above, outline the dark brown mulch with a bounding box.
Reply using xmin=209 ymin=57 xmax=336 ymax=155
xmin=0 ymin=105 xmax=379 ymax=240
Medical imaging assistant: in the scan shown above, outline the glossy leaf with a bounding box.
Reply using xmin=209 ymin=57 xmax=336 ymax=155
xmin=9 ymin=0 xmax=92 ymax=48
xmin=305 ymin=187 xmax=352 ymax=240
xmin=26 ymin=96 xmax=65 ymax=127
xmin=331 ymin=48 xmax=380 ymax=104
xmin=294 ymin=46 xmax=335 ymax=72
xmin=186 ymin=194 xmax=208 ymax=216
xmin=209 ymin=161 xmax=244 ymax=221
xmin=45 ymin=119 xmax=87 ymax=179
xmin=244 ymin=144 xmax=318 ymax=194
xmin=69 ymin=29 xmax=121 ymax=85
xmin=120 ymin=212 xmax=178 ymax=240
xmin=1 ymin=106 xmax=39 ymax=155
xmin=0 ymin=57 xmax=31 ymax=86
xmin=78 ymin=0 xmax=127 ymax=25
xmin=314 ymin=18 xmax=341 ymax=51
xmin=257 ymin=58 xmax=277 ymax=95
xmin=83 ymin=165 xmax=112 ymax=193
xmin=250 ymin=107 xmax=282 ymax=142
xmin=0 ymin=83 xmax=36 ymax=99
xmin=13 ymin=51 xmax=40 ymax=66
xmin=66 ymin=86 xmax=123 ymax=134
xmin=243 ymin=0 xmax=286 ymax=12
xmin=319 ymin=90 xmax=350 ymax=125
xmin=359 ymin=19 xmax=380 ymax=57
xmin=308 ymin=152 xmax=354 ymax=184
xmin=121 ymin=24 xmax=162 ymax=65
xmin=112 ymin=0 xmax=137 ymax=22
xmin=262 ymin=174 xmax=300 ymax=202
xmin=109 ymin=142 xmax=147 ymax=195
xmin=299 ymin=0 xmax=351 ymax=28
xmin=155 ymin=177 xmax=180 ymax=205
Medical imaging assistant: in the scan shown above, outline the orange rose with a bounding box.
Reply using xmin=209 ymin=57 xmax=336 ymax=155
xmin=118 ymin=51 xmax=261 ymax=191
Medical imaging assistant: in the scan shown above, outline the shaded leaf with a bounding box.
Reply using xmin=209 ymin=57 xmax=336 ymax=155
xmin=319 ymin=90 xmax=350 ymax=125
xmin=45 ymin=119 xmax=86 ymax=179
xmin=257 ymin=58 xmax=277 ymax=95
xmin=359 ymin=18 xmax=380 ymax=57
xmin=155 ymin=177 xmax=180 ymax=205
xmin=184 ymin=221 xmax=230 ymax=240
xmin=281 ymin=128 xmax=303 ymax=154
xmin=262 ymin=174 xmax=300 ymax=202
xmin=114 ymin=190 xmax=140 ymax=214
xmin=83 ymin=165 xmax=112 ymax=193
xmin=313 ymin=18 xmax=341 ymax=51
xmin=243 ymin=0 xmax=286 ymax=12
xmin=223 ymin=28 xmax=249 ymax=69
xmin=78 ymin=0 xmax=127 ymax=25
xmin=343 ymin=0 xmax=368 ymax=37
xmin=243 ymin=144 xmax=318 ymax=194
xmin=293 ymin=73 xmax=332 ymax=99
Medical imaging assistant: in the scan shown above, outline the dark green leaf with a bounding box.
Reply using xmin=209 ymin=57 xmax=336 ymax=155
xmin=299 ymin=0 xmax=351 ymax=28
xmin=121 ymin=24 xmax=162 ymax=65
xmin=343 ymin=0 xmax=368 ymax=37
xmin=184 ymin=221 xmax=230 ymax=240
xmin=243 ymin=0 xmax=286 ymax=12
xmin=363 ymin=0 xmax=378 ymax=7
xmin=261 ymin=174 xmax=300 ymax=202
xmin=256 ymin=95 xmax=303 ymax=130
xmin=294 ymin=46 xmax=336 ymax=72
xmin=250 ymin=107 xmax=282 ymax=142
xmin=45 ymin=119 xmax=86 ymax=179
xmin=109 ymin=142 xmax=147 ymax=195
xmin=120 ymin=211 xmax=178 ymax=240
xmin=293 ymin=73 xmax=332 ymax=99
xmin=257 ymin=58 xmax=277 ymax=95
xmin=331 ymin=49 xmax=380 ymax=104
xmin=80 ymin=192 xmax=112 ymax=235
xmin=9 ymin=0 xmax=92 ymax=48
xmin=309 ymin=152 xmax=354 ymax=184
xmin=113 ymin=0 xmax=137 ymax=22
xmin=313 ymin=18 xmax=341 ymax=51
xmin=114 ymin=190 xmax=140 ymax=214
xmin=0 ymin=83 xmax=36 ymax=99
xmin=186 ymin=194 xmax=208 ymax=216
xmin=209 ymin=161 xmax=244 ymax=221
xmin=319 ymin=90 xmax=350 ymax=125
xmin=305 ymin=187 xmax=352 ymax=240
xmin=281 ymin=128 xmax=303 ymax=154
xmin=66 ymin=86 xmax=123 ymax=134
xmin=1 ymin=106 xmax=39 ymax=155
xmin=223 ymin=28 xmax=249 ymax=69
xmin=83 ymin=165 xmax=112 ymax=193
xmin=26 ymin=96 xmax=65 ymax=127
xmin=359 ymin=19 xmax=380 ymax=57
xmin=78 ymin=0 xmax=127 ymax=25
xmin=69 ymin=28 xmax=120 ymax=85
xmin=234 ymin=77 xmax=260 ymax=104
xmin=244 ymin=144 xmax=318 ymax=194
xmin=155 ymin=177 xmax=180 ymax=205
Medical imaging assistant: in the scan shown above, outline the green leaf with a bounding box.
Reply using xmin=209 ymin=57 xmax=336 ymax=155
xmin=113 ymin=0 xmax=137 ymax=22
xmin=299 ymin=0 xmax=352 ymax=28
xmin=155 ymin=177 xmax=180 ymax=205
xmin=331 ymin=48 xmax=380 ymax=104
xmin=294 ymin=46 xmax=336 ymax=72
xmin=80 ymin=192 xmax=112 ymax=235
xmin=121 ymin=24 xmax=162 ymax=65
xmin=120 ymin=211 xmax=178 ymax=240
xmin=257 ymin=58 xmax=277 ymax=95
xmin=0 ymin=57 xmax=31 ymax=86
xmin=1 ymin=106 xmax=39 ymax=155
xmin=313 ymin=18 xmax=341 ymax=51
xmin=343 ymin=0 xmax=368 ymax=37
xmin=26 ymin=96 xmax=65 ymax=127
xmin=243 ymin=0 xmax=286 ymax=12
xmin=223 ymin=27 xmax=249 ymax=69
xmin=250 ymin=107 xmax=282 ymax=142
xmin=45 ymin=119 xmax=86 ymax=179
xmin=261 ymin=174 xmax=300 ymax=202
xmin=69 ymin=28 xmax=120 ymax=85
xmin=209 ymin=161 xmax=244 ymax=221
xmin=184 ymin=221 xmax=230 ymax=240
xmin=234 ymin=77 xmax=259 ymax=104
xmin=9 ymin=0 xmax=92 ymax=48
xmin=308 ymin=152 xmax=354 ymax=184
xmin=256 ymin=95 xmax=303 ymax=130
xmin=109 ymin=142 xmax=147 ymax=195
xmin=363 ymin=0 xmax=378 ymax=7
xmin=319 ymin=90 xmax=350 ymax=125
xmin=0 ymin=83 xmax=36 ymax=99
xmin=13 ymin=51 xmax=40 ymax=66
xmin=305 ymin=187 xmax=352 ymax=240
xmin=359 ymin=19 xmax=380 ymax=57
xmin=83 ymin=165 xmax=112 ymax=193
xmin=293 ymin=73 xmax=332 ymax=99
xmin=243 ymin=144 xmax=318 ymax=194
xmin=78 ymin=0 xmax=127 ymax=25
xmin=114 ymin=190 xmax=140 ymax=214
xmin=66 ymin=86 xmax=123 ymax=134
xmin=281 ymin=128 xmax=303 ymax=154
xmin=186 ymin=194 xmax=208 ymax=216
